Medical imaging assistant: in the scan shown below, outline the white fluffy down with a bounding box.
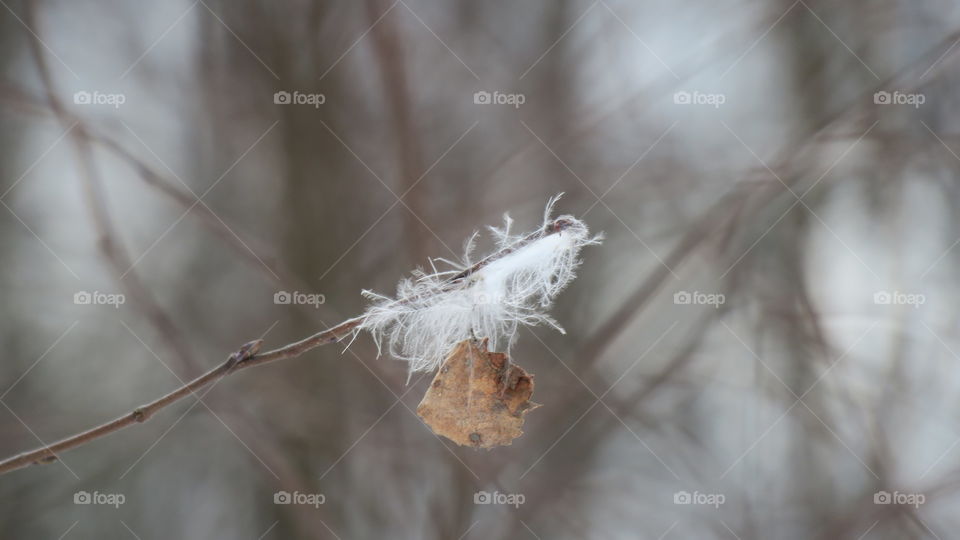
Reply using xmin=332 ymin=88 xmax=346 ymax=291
xmin=357 ymin=195 xmax=601 ymax=374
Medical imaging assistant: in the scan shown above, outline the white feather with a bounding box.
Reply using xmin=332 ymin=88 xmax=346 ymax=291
xmin=357 ymin=194 xmax=602 ymax=374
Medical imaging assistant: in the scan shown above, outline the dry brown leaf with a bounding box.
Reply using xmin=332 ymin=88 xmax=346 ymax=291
xmin=417 ymin=339 xmax=540 ymax=448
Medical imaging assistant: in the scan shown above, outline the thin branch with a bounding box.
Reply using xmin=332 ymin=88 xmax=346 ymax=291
xmin=0 ymin=316 xmax=363 ymax=476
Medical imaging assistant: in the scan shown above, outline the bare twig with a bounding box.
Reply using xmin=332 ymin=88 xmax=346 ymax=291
xmin=0 ymin=316 xmax=363 ymax=476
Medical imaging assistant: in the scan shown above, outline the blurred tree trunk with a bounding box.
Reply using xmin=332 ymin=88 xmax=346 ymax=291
xmin=366 ymin=0 xmax=429 ymax=263
xmin=776 ymin=1 xmax=879 ymax=533
xmin=195 ymin=1 xmax=391 ymax=537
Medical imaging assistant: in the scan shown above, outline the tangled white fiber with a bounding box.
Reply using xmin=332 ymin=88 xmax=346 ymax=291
xmin=356 ymin=194 xmax=602 ymax=375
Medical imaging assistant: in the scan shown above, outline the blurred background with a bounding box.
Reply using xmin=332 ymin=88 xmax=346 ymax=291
xmin=1 ymin=0 xmax=959 ymax=538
